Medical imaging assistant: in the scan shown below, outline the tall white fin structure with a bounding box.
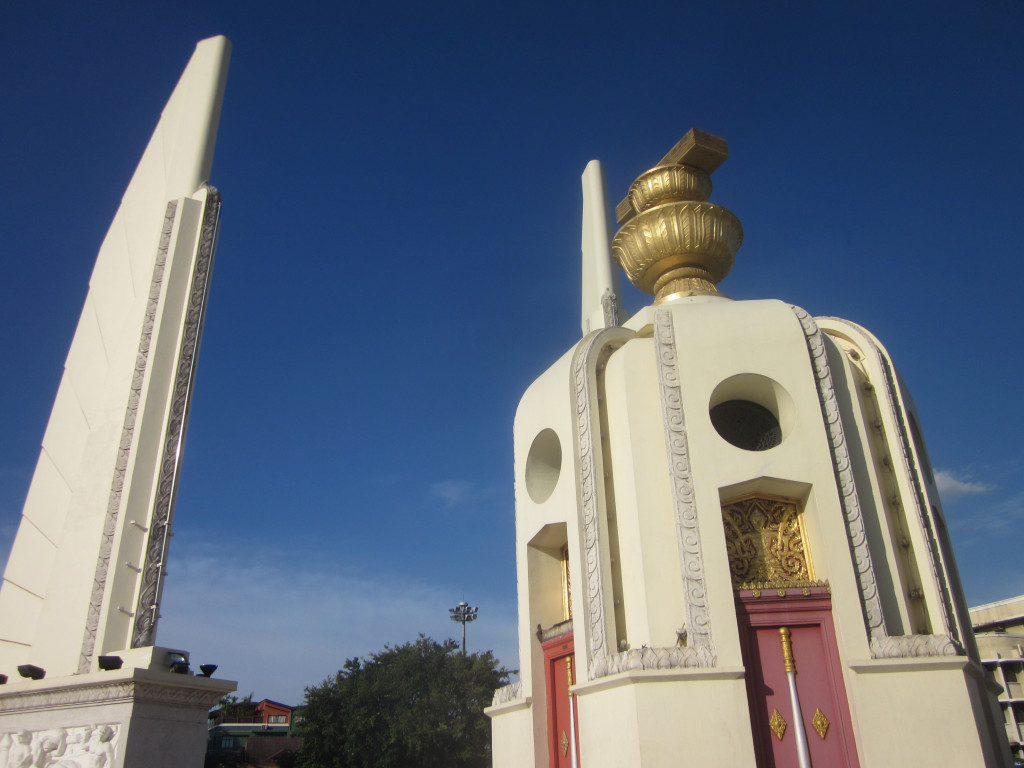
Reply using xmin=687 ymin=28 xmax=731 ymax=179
xmin=580 ymin=160 xmax=624 ymax=335
xmin=0 ymin=37 xmax=235 ymax=768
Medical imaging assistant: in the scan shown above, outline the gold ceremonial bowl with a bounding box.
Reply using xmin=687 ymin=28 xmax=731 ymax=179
xmin=628 ymin=164 xmax=712 ymax=212
xmin=612 ymin=201 xmax=743 ymax=297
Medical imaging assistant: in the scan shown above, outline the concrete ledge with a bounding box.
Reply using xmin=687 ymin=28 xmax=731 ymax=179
xmin=572 ymin=666 xmax=746 ymax=696
xmin=848 ymin=656 xmax=972 ymax=674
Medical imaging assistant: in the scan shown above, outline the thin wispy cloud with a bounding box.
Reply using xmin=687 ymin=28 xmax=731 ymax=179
xmin=935 ymin=470 xmax=992 ymax=501
xmin=430 ymin=480 xmax=476 ymax=508
xmin=158 ymin=538 xmax=518 ymax=705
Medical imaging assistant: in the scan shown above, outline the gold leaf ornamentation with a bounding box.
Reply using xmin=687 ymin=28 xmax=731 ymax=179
xmin=769 ymin=709 xmax=787 ymax=741
xmin=812 ymin=708 xmax=830 ymax=739
xmin=561 ymin=731 xmax=569 ymax=756
xmin=722 ymin=495 xmax=812 ymax=589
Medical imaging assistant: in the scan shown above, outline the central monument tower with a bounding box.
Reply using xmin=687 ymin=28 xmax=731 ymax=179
xmin=487 ymin=130 xmax=1009 ymax=766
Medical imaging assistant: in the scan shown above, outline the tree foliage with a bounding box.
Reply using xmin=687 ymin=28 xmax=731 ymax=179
xmin=295 ymin=635 xmax=511 ymax=768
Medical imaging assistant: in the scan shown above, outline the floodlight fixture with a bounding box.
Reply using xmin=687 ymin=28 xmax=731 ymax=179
xmin=17 ymin=664 xmax=45 ymax=680
xmin=165 ymin=651 xmax=190 ymax=675
xmin=449 ymin=600 xmax=479 ymax=655
xmin=98 ymin=655 xmax=124 ymax=671
xmin=199 ymin=664 xmax=218 ymax=678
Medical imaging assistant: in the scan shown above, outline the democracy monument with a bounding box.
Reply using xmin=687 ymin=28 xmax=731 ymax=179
xmin=486 ymin=130 xmax=1013 ymax=766
xmin=0 ymin=34 xmax=1013 ymax=768
xmin=0 ymin=38 xmax=235 ymax=766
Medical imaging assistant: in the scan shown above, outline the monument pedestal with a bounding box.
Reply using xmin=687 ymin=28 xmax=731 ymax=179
xmin=0 ymin=662 xmax=235 ymax=767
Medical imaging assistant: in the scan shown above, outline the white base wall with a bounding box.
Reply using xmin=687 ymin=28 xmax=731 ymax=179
xmin=0 ymin=667 xmax=235 ymax=767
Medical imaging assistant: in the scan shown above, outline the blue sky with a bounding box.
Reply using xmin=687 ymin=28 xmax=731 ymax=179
xmin=1 ymin=2 xmax=1022 ymax=704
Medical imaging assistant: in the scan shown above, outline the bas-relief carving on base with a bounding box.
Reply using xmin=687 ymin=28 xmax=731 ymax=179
xmin=791 ymin=306 xmax=963 ymax=659
xmin=79 ymin=202 xmax=180 ymax=674
xmin=0 ymin=724 xmax=118 ymax=768
xmin=133 ymin=188 xmax=221 ymax=648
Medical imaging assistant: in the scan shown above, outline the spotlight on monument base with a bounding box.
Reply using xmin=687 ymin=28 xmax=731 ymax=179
xmin=17 ymin=664 xmax=46 ymax=680
xmin=165 ymin=651 xmax=191 ymax=675
xmin=0 ymin=674 xmax=7 ymax=684
xmin=98 ymin=655 xmax=124 ymax=671
xmin=199 ymin=664 xmax=218 ymax=678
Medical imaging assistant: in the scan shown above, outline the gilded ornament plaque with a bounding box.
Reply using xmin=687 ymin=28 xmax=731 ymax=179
xmin=812 ymin=708 xmax=830 ymax=739
xmin=769 ymin=709 xmax=787 ymax=741
xmin=722 ymin=495 xmax=812 ymax=588
xmin=561 ymin=731 xmax=569 ymax=756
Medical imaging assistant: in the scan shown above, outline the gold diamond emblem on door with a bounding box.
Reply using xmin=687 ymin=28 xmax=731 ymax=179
xmin=769 ymin=709 xmax=787 ymax=741
xmin=812 ymin=708 xmax=830 ymax=739
xmin=560 ymin=730 xmax=569 ymax=755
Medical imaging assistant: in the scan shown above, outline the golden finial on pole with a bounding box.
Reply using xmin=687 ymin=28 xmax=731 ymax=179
xmin=780 ymin=626 xmax=797 ymax=672
xmin=611 ymin=128 xmax=743 ymax=303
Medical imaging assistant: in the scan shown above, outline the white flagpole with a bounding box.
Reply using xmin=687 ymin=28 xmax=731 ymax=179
xmin=568 ymin=656 xmax=579 ymax=767
xmin=780 ymin=627 xmax=813 ymax=768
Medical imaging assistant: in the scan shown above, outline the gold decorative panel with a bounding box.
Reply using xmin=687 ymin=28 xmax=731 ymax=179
xmin=561 ymin=731 xmax=569 ymax=756
xmin=769 ymin=709 xmax=787 ymax=741
xmin=812 ymin=708 xmax=830 ymax=739
xmin=722 ymin=495 xmax=812 ymax=588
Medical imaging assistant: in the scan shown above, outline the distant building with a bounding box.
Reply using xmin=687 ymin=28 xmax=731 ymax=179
xmin=972 ymin=596 xmax=1024 ymax=764
xmin=207 ymin=698 xmax=302 ymax=766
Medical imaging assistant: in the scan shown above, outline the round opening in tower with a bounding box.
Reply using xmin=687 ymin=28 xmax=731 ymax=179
xmin=709 ymin=374 xmax=793 ymax=451
xmin=525 ymin=428 xmax=562 ymax=503
xmin=710 ymin=400 xmax=782 ymax=451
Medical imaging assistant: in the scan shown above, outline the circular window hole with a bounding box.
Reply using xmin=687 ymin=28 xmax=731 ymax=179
xmin=709 ymin=374 xmax=793 ymax=452
xmin=525 ymin=428 xmax=561 ymax=503
xmin=710 ymin=400 xmax=782 ymax=451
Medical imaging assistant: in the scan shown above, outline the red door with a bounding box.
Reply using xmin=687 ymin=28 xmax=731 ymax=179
xmin=737 ymin=590 xmax=859 ymax=768
xmin=543 ymin=634 xmax=579 ymax=768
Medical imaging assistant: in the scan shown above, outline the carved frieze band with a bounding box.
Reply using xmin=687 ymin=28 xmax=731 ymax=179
xmin=78 ymin=202 xmax=179 ymax=673
xmin=572 ymin=327 xmax=634 ymax=678
xmin=599 ymin=645 xmax=711 ymax=674
xmin=132 ymin=188 xmax=221 ymax=647
xmin=790 ymin=306 xmax=885 ymax=644
xmin=869 ymin=633 xmax=960 ymax=658
xmin=653 ymin=309 xmax=715 ymax=666
xmin=0 ymin=679 xmax=224 ymax=713
xmin=491 ymin=681 xmax=522 ymax=707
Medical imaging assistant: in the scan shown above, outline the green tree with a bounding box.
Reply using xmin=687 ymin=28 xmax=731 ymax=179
xmin=295 ymin=635 xmax=511 ymax=768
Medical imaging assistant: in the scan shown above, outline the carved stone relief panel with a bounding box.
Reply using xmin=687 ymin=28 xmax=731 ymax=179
xmin=0 ymin=723 xmax=119 ymax=768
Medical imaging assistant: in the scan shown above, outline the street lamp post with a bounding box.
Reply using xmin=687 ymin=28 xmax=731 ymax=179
xmin=449 ymin=601 xmax=478 ymax=655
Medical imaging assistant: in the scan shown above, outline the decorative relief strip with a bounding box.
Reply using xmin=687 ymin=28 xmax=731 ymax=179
xmin=654 ymin=309 xmax=715 ymax=666
xmin=0 ymin=679 xmax=225 ymax=713
xmin=868 ymin=632 xmax=959 ymax=658
xmin=796 ymin=307 xmax=964 ymax=658
xmin=572 ymin=327 xmax=634 ymax=678
xmin=78 ymin=202 xmax=178 ymax=673
xmin=790 ymin=306 xmax=885 ymax=644
xmin=864 ymin=331 xmax=960 ymax=648
xmin=132 ymin=188 xmax=221 ymax=647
